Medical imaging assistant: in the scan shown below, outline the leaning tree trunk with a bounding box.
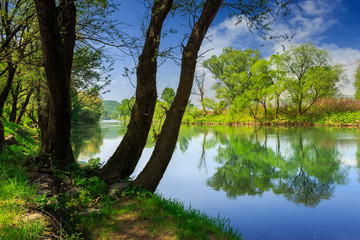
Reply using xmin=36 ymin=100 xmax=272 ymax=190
xmin=0 ymin=64 xmax=16 ymax=153
xmin=34 ymin=0 xmax=76 ymax=165
xmin=101 ymin=0 xmax=173 ymax=181
xmin=9 ymin=83 xmax=21 ymax=123
xmin=15 ymin=88 xmax=33 ymax=124
xmin=134 ymin=0 xmax=223 ymax=192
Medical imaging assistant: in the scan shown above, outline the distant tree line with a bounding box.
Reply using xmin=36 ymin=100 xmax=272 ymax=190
xmin=116 ymin=43 xmax=350 ymax=124
xmin=201 ymin=43 xmax=347 ymax=121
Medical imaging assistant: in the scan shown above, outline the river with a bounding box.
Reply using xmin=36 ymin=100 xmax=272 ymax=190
xmin=71 ymin=120 xmax=360 ymax=240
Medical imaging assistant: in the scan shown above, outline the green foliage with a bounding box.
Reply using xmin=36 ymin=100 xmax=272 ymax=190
xmin=72 ymin=46 xmax=111 ymax=95
xmin=0 ymin=121 xmax=49 ymax=239
xmin=72 ymin=93 xmax=103 ymax=125
xmin=231 ymin=59 xmax=274 ymax=121
xmin=116 ymin=97 xmax=135 ymax=120
xmin=201 ymin=43 xmax=346 ymax=121
xmin=101 ymin=100 xmax=120 ymax=119
xmin=182 ymin=114 xmax=194 ymax=124
xmin=75 ymin=0 xmax=123 ymax=49
xmin=3 ymin=119 xmax=39 ymax=153
xmin=278 ymin=43 xmax=346 ymax=115
xmin=203 ymin=97 xmax=225 ymax=115
xmin=71 ymin=46 xmax=110 ymax=125
xmin=161 ymin=87 xmax=175 ymax=105
xmin=320 ymin=111 xmax=360 ymax=125
xmin=79 ymin=106 xmax=102 ymax=124
xmin=203 ymin=47 xmax=261 ymax=106
xmin=354 ymin=61 xmax=360 ymax=99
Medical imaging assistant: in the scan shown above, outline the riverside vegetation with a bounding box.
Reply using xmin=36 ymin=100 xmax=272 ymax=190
xmin=114 ymin=96 xmax=360 ymax=128
xmin=0 ymin=120 xmax=241 ymax=239
xmin=114 ymin=45 xmax=360 ymax=128
xmin=1 ymin=1 xmax=360 ymax=239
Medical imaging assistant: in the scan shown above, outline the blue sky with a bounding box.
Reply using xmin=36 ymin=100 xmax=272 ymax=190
xmin=102 ymin=0 xmax=360 ymax=103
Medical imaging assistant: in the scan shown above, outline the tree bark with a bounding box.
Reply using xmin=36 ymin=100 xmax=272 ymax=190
xmin=15 ymin=88 xmax=33 ymax=124
xmin=101 ymin=0 xmax=173 ymax=181
xmin=34 ymin=0 xmax=76 ymax=165
xmin=275 ymin=95 xmax=279 ymax=120
xmin=0 ymin=120 xmax=4 ymax=153
xmin=134 ymin=0 xmax=223 ymax=192
xmin=9 ymin=83 xmax=21 ymax=122
xmin=0 ymin=64 xmax=16 ymax=117
xmin=0 ymin=63 xmax=16 ymax=153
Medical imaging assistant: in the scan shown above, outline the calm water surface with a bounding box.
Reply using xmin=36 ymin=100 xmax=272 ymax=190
xmin=71 ymin=120 xmax=360 ymax=240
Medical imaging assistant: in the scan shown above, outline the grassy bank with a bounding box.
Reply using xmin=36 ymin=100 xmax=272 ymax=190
xmin=75 ymin=187 xmax=240 ymax=240
xmin=0 ymin=120 xmax=241 ymax=240
xmin=180 ymin=98 xmax=360 ymax=127
xmin=181 ymin=110 xmax=360 ymax=127
xmin=0 ymin=120 xmax=48 ymax=239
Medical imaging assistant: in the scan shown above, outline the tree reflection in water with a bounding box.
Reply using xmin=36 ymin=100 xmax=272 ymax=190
xmin=206 ymin=127 xmax=349 ymax=208
xmin=71 ymin=124 xmax=103 ymax=161
xmin=71 ymin=121 xmax=127 ymax=162
xmin=357 ymin=147 xmax=360 ymax=183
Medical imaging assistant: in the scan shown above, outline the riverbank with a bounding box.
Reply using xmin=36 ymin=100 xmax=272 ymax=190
xmin=0 ymin=120 xmax=241 ymax=240
xmin=180 ymin=110 xmax=360 ymax=127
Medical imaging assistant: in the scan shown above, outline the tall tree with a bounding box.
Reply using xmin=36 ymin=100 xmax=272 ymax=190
xmin=268 ymin=54 xmax=288 ymax=119
xmin=0 ymin=0 xmax=36 ymax=152
xmin=134 ymin=0 xmax=224 ymax=192
xmin=116 ymin=97 xmax=135 ymax=120
xmin=134 ymin=0 xmax=295 ymax=192
xmin=278 ymin=43 xmax=345 ymax=115
xmin=192 ymin=72 xmax=206 ymax=114
xmin=9 ymin=81 xmax=22 ymax=122
xmin=15 ymin=87 xmax=33 ymax=124
xmin=0 ymin=64 xmax=16 ymax=152
xmin=231 ymin=59 xmax=274 ymax=121
xmin=34 ymin=0 xmax=76 ymax=165
xmin=203 ymin=48 xmax=261 ymax=106
xmin=101 ymin=0 xmax=173 ymax=181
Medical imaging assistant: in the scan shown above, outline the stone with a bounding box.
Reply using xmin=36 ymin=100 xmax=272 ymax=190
xmin=5 ymin=134 xmax=17 ymax=145
xmin=109 ymin=182 xmax=131 ymax=196
xmin=78 ymin=208 xmax=100 ymax=216
xmin=33 ymin=174 xmax=57 ymax=196
xmin=65 ymin=187 xmax=82 ymax=197
xmin=62 ymin=175 xmax=72 ymax=186
xmin=23 ymin=212 xmax=45 ymax=222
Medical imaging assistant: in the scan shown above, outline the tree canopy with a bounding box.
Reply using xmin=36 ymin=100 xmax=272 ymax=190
xmin=203 ymin=43 xmax=346 ymax=121
xmin=203 ymin=48 xmax=261 ymax=106
xmin=354 ymin=61 xmax=360 ymax=99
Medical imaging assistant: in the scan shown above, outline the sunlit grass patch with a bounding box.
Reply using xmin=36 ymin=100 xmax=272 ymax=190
xmin=0 ymin=163 xmax=49 ymax=240
xmin=0 ymin=204 xmax=48 ymax=240
xmin=0 ymin=121 xmax=50 ymax=240
xmin=77 ymin=188 xmax=241 ymax=240
xmin=138 ymin=194 xmax=241 ymax=240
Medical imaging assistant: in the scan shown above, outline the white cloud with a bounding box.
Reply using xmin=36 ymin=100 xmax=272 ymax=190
xmin=200 ymin=17 xmax=252 ymax=58
xmin=324 ymin=45 xmax=360 ymax=95
xmin=195 ymin=0 xmax=358 ymax=99
xmin=301 ymin=0 xmax=337 ymax=16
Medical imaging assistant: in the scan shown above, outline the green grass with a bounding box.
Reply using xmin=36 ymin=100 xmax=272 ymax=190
xmin=61 ymin=166 xmax=241 ymax=239
xmin=182 ymin=109 xmax=360 ymax=127
xmin=0 ymin=122 xmax=48 ymax=240
xmin=77 ymin=187 xmax=241 ymax=240
xmin=1 ymin=120 xmax=241 ymax=240
xmin=137 ymin=193 xmax=241 ymax=240
xmin=319 ymin=111 xmax=360 ymax=125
